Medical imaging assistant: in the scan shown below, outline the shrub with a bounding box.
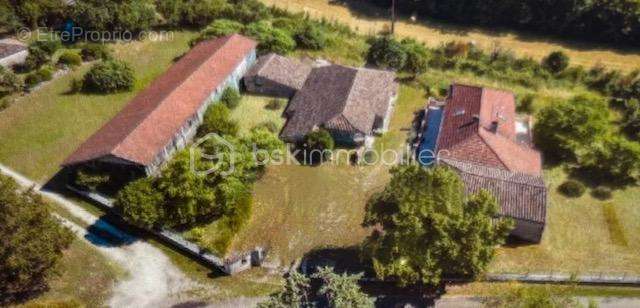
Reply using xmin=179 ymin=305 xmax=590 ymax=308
xmin=0 ymin=66 xmax=22 ymax=93
xmin=592 ymin=186 xmax=613 ymax=200
xmin=294 ymin=23 xmax=327 ymax=50
xmin=542 ymin=51 xmax=569 ymax=74
xmin=25 ymin=47 xmax=50 ymax=70
xmin=57 ymin=51 xmax=82 ymax=67
xmin=253 ymin=121 xmax=279 ymax=133
xmin=83 ymin=60 xmax=135 ymax=93
xmin=263 ymin=28 xmax=296 ymax=54
xmin=517 ymin=94 xmax=535 ymax=114
xmin=558 ymin=180 xmax=586 ymax=198
xmin=367 ymin=36 xmax=407 ymax=70
xmin=69 ymin=77 xmax=83 ymax=93
xmin=244 ymin=21 xmax=296 ymax=54
xmin=36 ymin=67 xmax=53 ymax=81
xmin=303 ymin=129 xmax=334 ymax=164
xmin=197 ymin=103 xmax=239 ymax=137
xmin=114 ymin=177 xmax=164 ymax=229
xmin=578 ymin=135 xmax=640 ymax=183
xmin=220 ymin=87 xmax=241 ymax=109
xmin=24 ymin=67 xmax=52 ymax=88
xmin=400 ymin=38 xmax=429 ymax=75
xmin=31 ymin=38 xmax=61 ymax=56
xmin=81 ymin=44 xmax=111 ymax=61
xmin=622 ymin=99 xmax=640 ymax=139
xmin=24 ymin=72 xmax=41 ymax=88
xmin=265 ymin=98 xmax=285 ymax=110
xmin=192 ymin=19 xmax=244 ymax=46
xmin=0 ymin=97 xmax=10 ymax=111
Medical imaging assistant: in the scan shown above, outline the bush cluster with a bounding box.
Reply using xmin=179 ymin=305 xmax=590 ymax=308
xmin=197 ymin=103 xmax=239 ymax=137
xmin=57 ymin=51 xmax=83 ymax=67
xmin=82 ymin=60 xmax=135 ymax=93
xmin=24 ymin=67 xmax=54 ymax=88
xmin=220 ymin=87 xmax=241 ymax=109
xmin=81 ymin=44 xmax=112 ymax=61
xmin=534 ymin=95 xmax=640 ymax=184
xmin=558 ymin=180 xmax=586 ymax=198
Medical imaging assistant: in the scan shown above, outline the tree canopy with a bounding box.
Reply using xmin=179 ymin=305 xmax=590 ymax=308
xmin=0 ymin=174 xmax=73 ymax=303
xmin=362 ymin=165 xmax=512 ymax=288
xmin=259 ymin=267 xmax=373 ymax=308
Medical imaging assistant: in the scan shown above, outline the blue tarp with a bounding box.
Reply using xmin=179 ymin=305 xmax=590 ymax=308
xmin=417 ymin=107 xmax=443 ymax=166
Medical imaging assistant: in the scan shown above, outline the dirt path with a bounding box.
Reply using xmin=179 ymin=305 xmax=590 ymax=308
xmin=264 ymin=0 xmax=640 ymax=72
xmin=0 ymin=164 xmax=205 ymax=307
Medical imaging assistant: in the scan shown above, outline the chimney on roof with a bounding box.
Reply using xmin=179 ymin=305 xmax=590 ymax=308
xmin=490 ymin=120 xmax=499 ymax=133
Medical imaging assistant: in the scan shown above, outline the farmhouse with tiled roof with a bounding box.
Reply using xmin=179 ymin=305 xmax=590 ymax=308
xmin=418 ymin=84 xmax=547 ymax=242
xmin=62 ymin=34 xmax=258 ymax=175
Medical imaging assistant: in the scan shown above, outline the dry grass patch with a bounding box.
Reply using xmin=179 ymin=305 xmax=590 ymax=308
xmin=264 ymin=0 xmax=640 ymax=72
xmin=230 ymin=95 xmax=286 ymax=134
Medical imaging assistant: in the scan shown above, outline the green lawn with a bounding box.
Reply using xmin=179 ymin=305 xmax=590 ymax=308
xmin=490 ymin=167 xmax=640 ymax=274
xmin=230 ymin=95 xmax=286 ymax=134
xmin=0 ymin=31 xmax=197 ymax=182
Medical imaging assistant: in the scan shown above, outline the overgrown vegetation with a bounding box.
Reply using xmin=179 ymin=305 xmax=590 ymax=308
xmin=0 ymin=174 xmax=74 ymax=304
xmin=259 ymin=267 xmax=374 ymax=308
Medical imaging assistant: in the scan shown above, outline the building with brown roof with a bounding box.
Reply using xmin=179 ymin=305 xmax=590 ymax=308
xmin=62 ymin=34 xmax=258 ymax=175
xmin=280 ymin=64 xmax=398 ymax=145
xmin=243 ymin=53 xmax=312 ymax=98
xmin=418 ymin=84 xmax=547 ymax=242
xmin=0 ymin=38 xmax=28 ymax=68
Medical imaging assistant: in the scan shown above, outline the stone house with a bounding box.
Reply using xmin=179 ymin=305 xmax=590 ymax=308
xmin=243 ymin=53 xmax=312 ymax=98
xmin=62 ymin=34 xmax=257 ymax=175
xmin=418 ymin=84 xmax=547 ymax=242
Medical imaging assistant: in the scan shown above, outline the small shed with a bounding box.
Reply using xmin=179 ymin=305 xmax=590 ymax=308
xmin=0 ymin=39 xmax=28 ymax=68
xmin=243 ymin=53 xmax=312 ymax=98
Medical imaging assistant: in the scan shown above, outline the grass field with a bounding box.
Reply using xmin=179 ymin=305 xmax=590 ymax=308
xmin=0 ymin=31 xmax=197 ymax=182
xmin=263 ymin=0 xmax=640 ymax=72
xmin=19 ymin=239 xmax=122 ymax=307
xmin=490 ymin=167 xmax=640 ymax=275
xmin=231 ymin=95 xmax=286 ymax=134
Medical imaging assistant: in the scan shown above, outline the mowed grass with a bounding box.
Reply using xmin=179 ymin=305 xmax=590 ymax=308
xmin=263 ymin=0 xmax=640 ymax=72
xmin=490 ymin=167 xmax=640 ymax=274
xmin=0 ymin=31 xmax=197 ymax=182
xmin=19 ymin=239 xmax=123 ymax=307
xmin=228 ymin=85 xmax=425 ymax=264
xmin=230 ymin=95 xmax=286 ymax=134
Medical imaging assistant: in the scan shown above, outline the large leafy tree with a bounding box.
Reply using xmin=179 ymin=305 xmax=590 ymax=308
xmin=367 ymin=36 xmax=407 ymax=70
xmin=0 ymin=174 xmax=73 ymax=303
xmin=533 ymin=95 xmax=610 ymax=161
xmin=362 ymin=165 xmax=512 ymax=289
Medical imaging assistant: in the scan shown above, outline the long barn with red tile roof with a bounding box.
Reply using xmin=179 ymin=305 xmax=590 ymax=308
xmin=418 ymin=84 xmax=547 ymax=242
xmin=62 ymin=34 xmax=257 ymax=175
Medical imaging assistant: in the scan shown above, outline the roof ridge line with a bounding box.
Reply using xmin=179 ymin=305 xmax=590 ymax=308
xmin=112 ymin=36 xmax=234 ymax=160
xmin=442 ymin=158 xmax=545 ymax=188
xmin=341 ymin=68 xmax=373 ymax=133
